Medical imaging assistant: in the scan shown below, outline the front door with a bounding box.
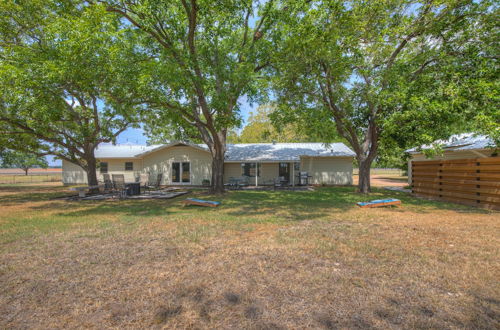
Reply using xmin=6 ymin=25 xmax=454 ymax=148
xmin=172 ymin=162 xmax=191 ymax=184
xmin=279 ymin=162 xmax=290 ymax=182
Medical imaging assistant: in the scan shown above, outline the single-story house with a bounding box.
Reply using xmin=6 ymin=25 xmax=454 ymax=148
xmin=62 ymin=142 xmax=356 ymax=186
xmin=406 ymin=133 xmax=497 ymax=184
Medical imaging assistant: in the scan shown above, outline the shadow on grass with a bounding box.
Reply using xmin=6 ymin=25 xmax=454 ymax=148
xmin=46 ymin=198 xmax=182 ymax=217
xmin=219 ymin=187 xmax=357 ymax=218
xmin=0 ymin=192 xmax=71 ymax=205
xmin=9 ymin=186 xmax=492 ymax=219
xmin=218 ymin=186 xmax=491 ymax=216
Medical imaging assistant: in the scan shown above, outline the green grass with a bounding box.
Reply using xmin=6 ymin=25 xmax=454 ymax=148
xmin=0 ymin=185 xmax=486 ymax=246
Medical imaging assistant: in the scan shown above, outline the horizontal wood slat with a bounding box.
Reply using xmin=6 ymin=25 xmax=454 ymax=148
xmin=413 ymin=188 xmax=500 ymax=203
xmin=412 ymin=183 xmax=500 ymax=195
xmin=412 ymin=157 xmax=500 ymax=165
xmin=412 ymin=157 xmax=500 ymax=210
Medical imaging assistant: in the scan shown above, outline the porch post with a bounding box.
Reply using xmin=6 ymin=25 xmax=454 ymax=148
xmin=292 ymin=162 xmax=295 ymax=187
xmin=255 ymin=162 xmax=258 ymax=187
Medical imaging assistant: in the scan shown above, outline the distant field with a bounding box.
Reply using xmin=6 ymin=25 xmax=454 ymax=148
xmin=0 ymin=168 xmax=62 ymax=184
xmin=0 ymin=168 xmax=61 ymax=174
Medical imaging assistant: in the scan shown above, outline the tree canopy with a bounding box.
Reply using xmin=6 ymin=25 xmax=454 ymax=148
xmin=97 ymin=0 xmax=277 ymax=192
xmin=267 ymin=0 xmax=499 ymax=192
xmin=0 ymin=1 xmax=145 ymax=188
xmin=0 ymin=150 xmax=48 ymax=175
xmin=227 ymin=105 xmax=313 ymax=143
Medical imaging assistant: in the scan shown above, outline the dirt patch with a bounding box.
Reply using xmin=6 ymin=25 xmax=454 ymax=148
xmin=353 ymin=174 xmax=409 ymax=187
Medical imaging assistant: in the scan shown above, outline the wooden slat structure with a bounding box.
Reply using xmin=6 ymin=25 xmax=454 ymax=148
xmin=411 ymin=157 xmax=500 ymax=210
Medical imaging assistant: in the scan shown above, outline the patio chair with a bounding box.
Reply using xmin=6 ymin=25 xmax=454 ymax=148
xmin=138 ymin=173 xmax=149 ymax=194
xmin=224 ymin=177 xmax=238 ymax=190
xmin=112 ymin=174 xmax=129 ymax=198
xmin=145 ymin=173 xmax=162 ymax=193
xmin=273 ymin=176 xmax=287 ymax=190
xmin=102 ymin=173 xmax=113 ymax=193
xmin=237 ymin=176 xmax=250 ymax=189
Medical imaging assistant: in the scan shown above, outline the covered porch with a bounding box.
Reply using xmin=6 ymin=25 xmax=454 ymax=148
xmin=223 ymin=161 xmax=303 ymax=188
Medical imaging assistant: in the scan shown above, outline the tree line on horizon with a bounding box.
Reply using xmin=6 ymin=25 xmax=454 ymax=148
xmin=0 ymin=0 xmax=498 ymax=193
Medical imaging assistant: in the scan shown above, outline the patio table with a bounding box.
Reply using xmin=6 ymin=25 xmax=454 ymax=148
xmin=125 ymin=182 xmax=141 ymax=196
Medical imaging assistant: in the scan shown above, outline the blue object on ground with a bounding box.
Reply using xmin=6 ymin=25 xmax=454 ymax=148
xmin=356 ymin=198 xmax=401 ymax=208
xmin=187 ymin=198 xmax=220 ymax=205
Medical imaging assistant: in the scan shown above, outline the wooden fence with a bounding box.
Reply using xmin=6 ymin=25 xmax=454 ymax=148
xmin=411 ymin=157 xmax=500 ymax=210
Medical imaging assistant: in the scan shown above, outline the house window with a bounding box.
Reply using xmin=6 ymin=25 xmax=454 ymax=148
xmin=241 ymin=163 xmax=260 ymax=177
xmin=125 ymin=162 xmax=134 ymax=171
xmin=294 ymin=162 xmax=300 ymax=171
xmin=100 ymin=162 xmax=108 ymax=173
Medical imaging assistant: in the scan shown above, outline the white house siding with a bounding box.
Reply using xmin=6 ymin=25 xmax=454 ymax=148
xmin=142 ymin=145 xmax=212 ymax=185
xmin=62 ymin=159 xmax=141 ymax=185
xmin=260 ymin=163 xmax=279 ymax=183
xmin=300 ymin=156 xmax=353 ymax=185
xmin=408 ymin=149 xmax=495 ymax=184
xmin=100 ymin=158 xmax=142 ymax=182
xmin=223 ymin=163 xmax=242 ymax=183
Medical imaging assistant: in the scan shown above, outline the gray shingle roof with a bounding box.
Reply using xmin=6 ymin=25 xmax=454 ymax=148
xmin=95 ymin=142 xmax=355 ymax=160
xmin=225 ymin=143 xmax=355 ymax=161
xmin=406 ymin=133 xmax=494 ymax=153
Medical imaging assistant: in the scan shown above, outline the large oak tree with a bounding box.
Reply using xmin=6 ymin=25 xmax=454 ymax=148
xmin=268 ymin=0 xmax=498 ymax=193
xmin=0 ymin=1 xmax=144 ymax=190
xmin=98 ymin=0 xmax=276 ymax=193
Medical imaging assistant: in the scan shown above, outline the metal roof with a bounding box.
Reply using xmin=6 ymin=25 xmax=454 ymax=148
xmin=94 ymin=143 xmax=161 ymax=158
xmin=406 ymin=133 xmax=494 ymax=153
xmin=95 ymin=142 xmax=355 ymax=160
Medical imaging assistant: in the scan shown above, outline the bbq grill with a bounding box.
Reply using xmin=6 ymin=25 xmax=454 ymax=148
xmin=297 ymin=171 xmax=312 ymax=186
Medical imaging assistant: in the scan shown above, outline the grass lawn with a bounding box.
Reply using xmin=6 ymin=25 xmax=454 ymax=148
xmin=0 ymin=184 xmax=498 ymax=329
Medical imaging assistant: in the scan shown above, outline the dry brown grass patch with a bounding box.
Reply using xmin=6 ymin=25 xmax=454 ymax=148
xmin=0 ymin=185 xmax=498 ymax=328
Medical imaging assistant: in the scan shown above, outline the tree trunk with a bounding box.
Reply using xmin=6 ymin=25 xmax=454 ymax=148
xmin=24 ymin=168 xmax=29 ymax=176
xmin=85 ymin=155 xmax=100 ymax=194
xmin=210 ymin=146 xmax=225 ymax=194
xmin=357 ymin=158 xmax=372 ymax=194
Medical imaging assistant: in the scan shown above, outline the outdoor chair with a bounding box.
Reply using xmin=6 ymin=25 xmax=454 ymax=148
xmin=138 ymin=173 xmax=149 ymax=194
xmin=237 ymin=176 xmax=250 ymax=189
xmin=145 ymin=173 xmax=162 ymax=193
xmin=102 ymin=173 xmax=113 ymax=193
xmin=224 ymin=177 xmax=238 ymax=190
xmin=273 ymin=176 xmax=287 ymax=190
xmin=112 ymin=174 xmax=129 ymax=198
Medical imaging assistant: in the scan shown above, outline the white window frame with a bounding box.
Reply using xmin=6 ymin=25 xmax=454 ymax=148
xmin=171 ymin=161 xmax=191 ymax=184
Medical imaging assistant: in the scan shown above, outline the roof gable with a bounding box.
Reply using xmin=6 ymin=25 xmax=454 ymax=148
xmin=133 ymin=141 xmax=210 ymax=157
